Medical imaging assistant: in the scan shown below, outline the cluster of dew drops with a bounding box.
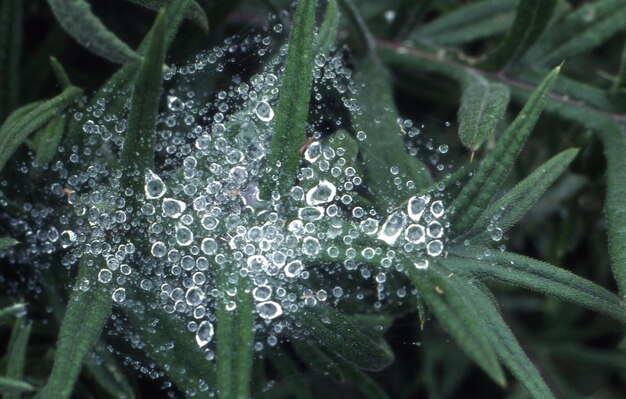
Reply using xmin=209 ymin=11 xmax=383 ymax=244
xmin=9 ymin=19 xmax=455 ymax=361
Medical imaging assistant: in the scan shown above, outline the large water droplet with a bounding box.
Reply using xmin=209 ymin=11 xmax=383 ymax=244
xmin=145 ymin=169 xmax=166 ymax=199
xmin=426 ymin=240 xmax=444 ymax=257
xmin=302 ymin=237 xmax=320 ymax=256
xmin=163 ymin=198 xmax=186 ymax=218
xmin=195 ymin=321 xmax=214 ymax=347
xmin=112 ymin=288 xmax=126 ymax=303
xmin=284 ymin=260 xmax=303 ymax=278
xmin=185 ymin=287 xmax=205 ymax=306
xmin=247 ymin=255 xmax=268 ymax=272
xmin=201 ymin=238 xmax=217 ymax=255
xmin=256 ymin=301 xmax=283 ymax=320
xmin=377 ymin=211 xmax=407 ymax=245
xmin=427 ymin=221 xmax=444 ymax=238
xmin=201 ymin=216 xmax=219 ymax=230
xmin=430 ymin=200 xmax=445 ymax=218
xmin=253 ymin=285 xmax=272 ymax=301
xmin=255 ymin=101 xmax=274 ymax=122
xmin=408 ymin=194 xmax=430 ymax=222
xmin=306 ymin=180 xmax=336 ymax=205
xmin=405 ymin=224 xmax=426 ymax=244
xmin=304 ymin=141 xmax=321 ymax=163
xmin=175 ymin=225 xmax=194 ymax=246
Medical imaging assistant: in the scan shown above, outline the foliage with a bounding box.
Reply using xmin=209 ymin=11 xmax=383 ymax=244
xmin=1 ymin=0 xmax=626 ymax=398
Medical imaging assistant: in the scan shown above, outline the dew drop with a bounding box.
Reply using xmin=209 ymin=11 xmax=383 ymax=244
xmin=430 ymin=200 xmax=445 ymax=218
xmin=377 ymin=211 xmax=407 ymax=245
xmin=98 ymin=269 xmax=112 ymax=283
xmin=255 ymin=101 xmax=274 ymax=122
xmin=112 ymin=288 xmax=126 ymax=303
xmin=185 ymin=287 xmax=205 ymax=306
xmin=195 ymin=321 xmax=214 ymax=347
xmin=253 ymin=285 xmax=272 ymax=301
xmin=426 ymin=240 xmax=444 ymax=257
xmin=427 ymin=221 xmax=444 ymax=239
xmin=408 ymin=194 xmax=430 ymax=222
xmin=163 ymin=198 xmax=186 ymax=218
xmin=284 ymin=260 xmax=304 ymax=278
xmin=414 ymin=259 xmax=429 ymax=270
xmin=405 ymin=224 xmax=426 ymax=244
xmin=144 ymin=169 xmax=166 ymax=199
xmin=256 ymin=301 xmax=283 ymax=320
xmin=201 ymin=238 xmax=217 ymax=255
xmin=305 ymin=180 xmax=337 ymax=205
xmin=175 ymin=225 xmax=194 ymax=246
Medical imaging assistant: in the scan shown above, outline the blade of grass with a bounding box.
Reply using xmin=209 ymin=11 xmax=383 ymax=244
xmin=47 ymin=0 xmax=141 ymax=64
xmin=123 ymin=0 xmax=209 ymax=33
xmin=0 ymin=237 xmax=19 ymax=250
xmin=0 ymin=86 xmax=82 ymax=173
xmin=444 ymin=247 xmax=626 ymax=322
xmin=315 ymin=0 xmax=339 ymax=55
xmin=49 ymin=56 xmax=73 ymax=89
xmin=35 ymin=115 xmax=67 ymax=165
xmin=0 ymin=304 xmax=25 ymax=320
xmin=449 ymin=66 xmax=560 ymax=235
xmin=0 ymin=0 xmax=22 ymax=120
xmin=0 ymin=377 xmax=34 ymax=394
xmin=468 ymin=148 xmax=579 ymax=238
xmin=291 ymin=304 xmax=394 ymax=372
xmin=480 ymin=0 xmax=557 ymax=69
xmin=215 ymin=266 xmax=254 ymax=399
xmin=119 ymin=9 xmax=167 ymax=192
xmin=261 ymin=0 xmax=317 ymax=199
xmin=84 ymin=344 xmax=136 ymax=399
xmin=36 ymin=257 xmax=113 ymax=399
xmin=523 ymin=0 xmax=626 ymax=66
xmin=403 ymin=258 xmax=506 ymax=386
xmin=4 ymin=318 xmax=32 ymax=399
xmin=441 ymin=272 xmax=555 ymax=399
xmin=457 ymin=74 xmax=510 ymax=152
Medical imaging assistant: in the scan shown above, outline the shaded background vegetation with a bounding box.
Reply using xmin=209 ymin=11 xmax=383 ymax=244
xmin=1 ymin=0 xmax=626 ymax=398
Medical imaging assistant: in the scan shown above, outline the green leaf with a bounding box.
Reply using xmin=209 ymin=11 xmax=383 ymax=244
xmin=350 ymin=58 xmax=433 ymax=212
xmin=216 ymin=269 xmax=254 ymax=399
xmin=84 ymin=343 xmax=136 ymax=399
xmin=403 ymin=261 xmax=506 ymax=386
xmin=457 ymin=75 xmax=510 ymax=152
xmin=123 ymin=0 xmax=209 ymax=33
xmin=0 ymin=303 xmax=25 ymax=320
xmin=523 ymin=0 xmax=626 ymax=66
xmin=261 ymin=0 xmax=317 ymax=198
xmin=0 ymin=377 xmax=34 ymax=394
xmin=291 ymin=304 xmax=395 ymax=372
xmin=35 ymin=115 xmax=66 ymax=165
xmin=0 ymin=0 xmax=22 ymax=120
xmin=615 ymin=41 xmax=626 ymax=90
xmin=468 ymin=148 xmax=579 ymax=239
xmin=337 ymin=0 xmax=374 ymax=55
xmin=414 ymin=0 xmax=516 ymax=46
xmin=0 ymin=86 xmax=82 ymax=173
xmin=292 ymin=341 xmax=346 ymax=383
xmin=449 ymin=66 xmax=560 ymax=235
xmin=315 ymin=0 xmax=339 ymax=55
xmin=36 ymin=257 xmax=113 ymax=399
xmin=443 ymin=247 xmax=626 ymax=322
xmin=119 ymin=9 xmax=167 ymax=192
xmin=0 ymin=237 xmax=19 ymax=250
xmin=480 ymin=0 xmax=557 ymax=69
xmin=4 ymin=318 xmax=32 ymax=399
xmin=47 ymin=0 xmax=141 ymax=64
xmin=267 ymin=352 xmax=315 ymax=399
xmin=444 ymin=275 xmax=555 ymax=399
xmin=49 ymin=56 xmax=73 ymax=89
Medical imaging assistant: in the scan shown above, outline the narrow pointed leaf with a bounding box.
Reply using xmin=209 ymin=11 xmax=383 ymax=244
xmin=468 ymin=148 xmax=579 ymax=238
xmin=37 ymin=257 xmax=113 ymax=399
xmin=47 ymin=0 xmax=141 ymax=64
xmin=444 ymin=247 xmax=626 ymax=322
xmin=35 ymin=115 xmax=67 ymax=165
xmin=337 ymin=0 xmax=374 ymax=54
xmin=445 ymin=275 xmax=555 ymax=399
xmin=450 ymin=66 xmax=560 ymax=234
xmin=351 ymin=58 xmax=433 ymax=212
xmin=216 ymin=270 xmax=254 ymax=399
xmin=0 ymin=377 xmax=34 ymax=394
xmin=268 ymin=352 xmax=315 ymax=399
xmin=261 ymin=0 xmax=316 ymax=198
xmin=84 ymin=347 xmax=136 ymax=399
xmin=119 ymin=10 xmax=167 ymax=192
xmin=413 ymin=0 xmax=516 ymax=46
xmin=0 ymin=0 xmax=22 ymax=120
xmin=315 ymin=0 xmax=339 ymax=55
xmin=480 ymin=0 xmax=557 ymax=69
xmin=404 ymin=262 xmax=506 ymax=386
xmin=0 ymin=303 xmax=25 ymax=320
xmin=291 ymin=304 xmax=395 ymax=371
xmin=458 ymin=75 xmax=510 ymax=151
xmin=524 ymin=0 xmax=626 ymax=66
xmin=0 ymin=86 xmax=82 ymax=173
xmin=0 ymin=237 xmax=19 ymax=250
xmin=123 ymin=0 xmax=209 ymax=33
xmin=50 ymin=56 xmax=73 ymax=89
xmin=4 ymin=318 xmax=32 ymax=399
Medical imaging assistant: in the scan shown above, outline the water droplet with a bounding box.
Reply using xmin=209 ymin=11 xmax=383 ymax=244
xmin=98 ymin=269 xmax=112 ymax=283
xmin=185 ymin=287 xmax=205 ymax=306
xmin=414 ymin=259 xmax=429 ymax=270
xmin=256 ymin=301 xmax=283 ymax=320
xmin=175 ymin=225 xmax=194 ymax=246
xmin=112 ymin=288 xmax=126 ymax=303
xmin=302 ymin=237 xmax=320 ymax=256
xmin=359 ymin=218 xmax=379 ymax=235
xmin=426 ymin=240 xmax=444 ymax=257
xmin=201 ymin=238 xmax=217 ymax=255
xmin=255 ymin=101 xmax=274 ymax=122
xmin=163 ymin=198 xmax=186 ymax=218
xmin=145 ymin=169 xmax=166 ymax=199
xmin=201 ymin=216 xmax=219 ymax=231
xmin=304 ymin=141 xmax=321 ymax=162
xmin=253 ymin=285 xmax=272 ymax=301
xmin=377 ymin=211 xmax=407 ymax=245
xmin=430 ymin=201 xmax=445 ymax=218
xmin=167 ymin=95 xmax=184 ymax=111
xmin=405 ymin=224 xmax=426 ymax=244
xmin=305 ymin=180 xmax=336 ymax=205
xmin=59 ymin=230 xmax=76 ymax=249
xmin=195 ymin=321 xmax=214 ymax=347
xmin=490 ymin=227 xmax=503 ymax=242
xmin=151 ymin=241 xmax=167 ymax=258
xmin=284 ymin=260 xmax=303 ymax=278
xmin=298 ymin=206 xmax=324 ymax=221
xmin=408 ymin=195 xmax=430 ymax=222
xmin=247 ymin=255 xmax=268 ymax=272
xmin=427 ymin=221 xmax=444 ymax=238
